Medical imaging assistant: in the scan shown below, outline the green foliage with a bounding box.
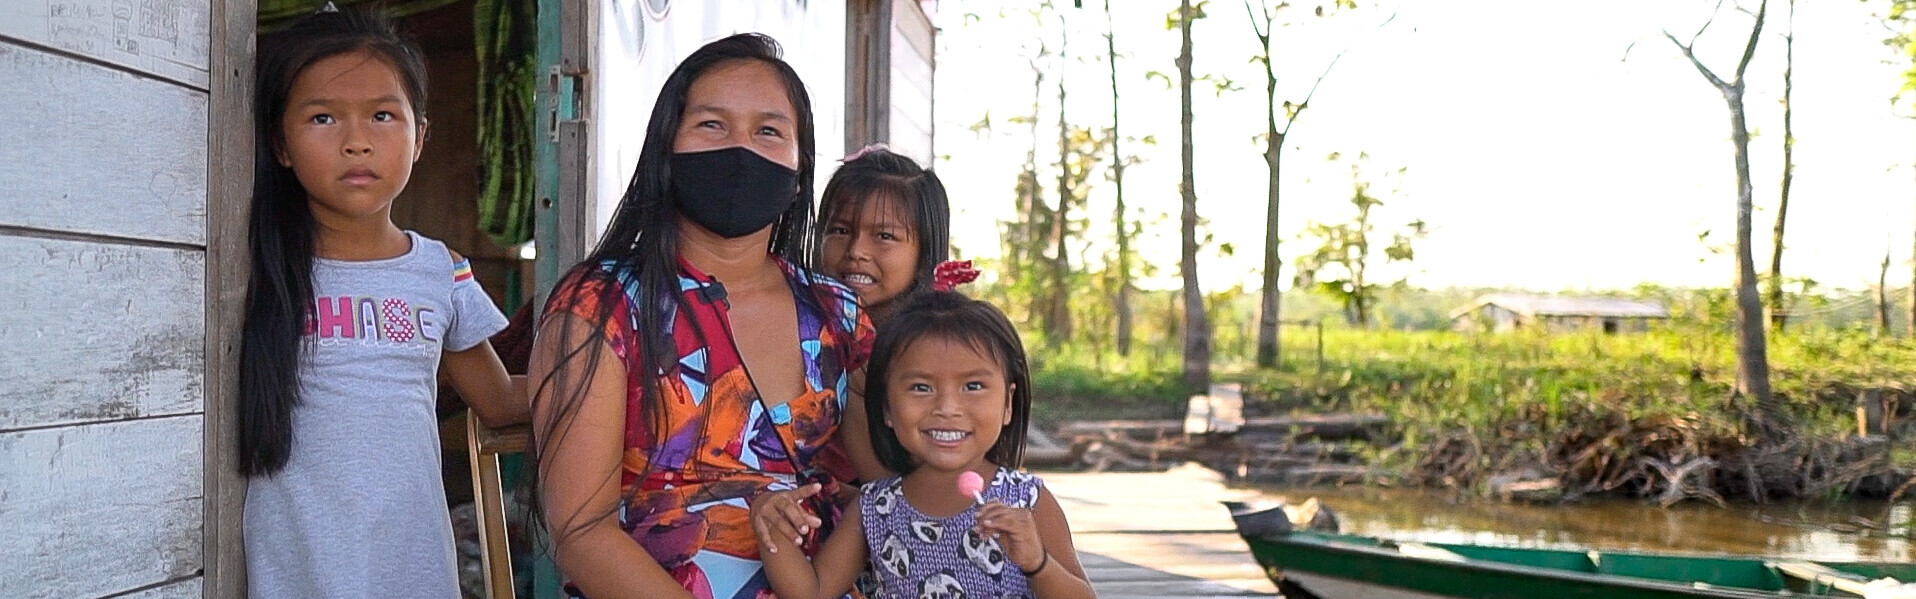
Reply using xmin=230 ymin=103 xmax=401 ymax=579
xmin=1233 ymin=325 xmax=1907 ymax=460
xmin=1165 ymin=0 xmax=1211 ymax=30
xmin=1022 ymin=283 xmax=1913 ymax=432
xmin=1878 ymin=0 xmax=1916 ymax=97
xmin=1290 ymin=153 xmax=1424 ymax=327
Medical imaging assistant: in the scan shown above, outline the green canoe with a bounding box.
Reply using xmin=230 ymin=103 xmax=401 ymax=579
xmin=1225 ymin=503 xmax=1916 ymax=599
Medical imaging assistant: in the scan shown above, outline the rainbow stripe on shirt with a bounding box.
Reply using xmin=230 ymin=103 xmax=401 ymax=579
xmin=452 ymin=260 xmax=474 ymax=283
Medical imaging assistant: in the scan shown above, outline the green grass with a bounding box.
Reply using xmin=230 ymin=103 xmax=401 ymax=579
xmin=1029 ymin=324 xmax=1915 ymax=462
xmin=1025 ymin=340 xmax=1187 ymax=424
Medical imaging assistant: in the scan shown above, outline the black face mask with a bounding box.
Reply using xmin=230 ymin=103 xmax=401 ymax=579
xmin=670 ymin=146 xmax=800 ymax=238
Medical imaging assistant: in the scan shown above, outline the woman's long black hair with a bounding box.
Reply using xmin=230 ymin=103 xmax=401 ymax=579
xmin=814 ymin=146 xmax=951 ymax=319
xmin=532 ymin=33 xmax=820 ymax=542
xmin=238 ymin=7 xmax=429 ymax=477
xmin=865 ymin=291 xmax=1032 ymax=474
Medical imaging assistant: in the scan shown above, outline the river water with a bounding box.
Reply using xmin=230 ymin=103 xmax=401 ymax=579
xmin=1244 ymin=483 xmax=1915 ymax=562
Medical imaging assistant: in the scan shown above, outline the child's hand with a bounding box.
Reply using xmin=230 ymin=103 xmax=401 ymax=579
xmin=749 ymin=483 xmax=824 ymax=555
xmin=974 ymin=499 xmax=1045 ymax=574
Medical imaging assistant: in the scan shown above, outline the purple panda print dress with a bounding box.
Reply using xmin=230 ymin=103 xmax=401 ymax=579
xmin=860 ymin=468 xmax=1045 ymax=599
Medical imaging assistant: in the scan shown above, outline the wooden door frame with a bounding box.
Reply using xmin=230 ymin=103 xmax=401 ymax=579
xmin=532 ymin=0 xmax=594 ymax=306
xmin=205 ymin=0 xmax=255 ymax=596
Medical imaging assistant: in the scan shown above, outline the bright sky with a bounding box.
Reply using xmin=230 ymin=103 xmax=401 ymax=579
xmin=930 ymin=0 xmax=1916 ymax=293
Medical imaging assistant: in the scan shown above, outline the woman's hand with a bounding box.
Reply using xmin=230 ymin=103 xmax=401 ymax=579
xmin=749 ymin=483 xmax=824 ymax=554
xmin=974 ymin=499 xmax=1046 ymax=574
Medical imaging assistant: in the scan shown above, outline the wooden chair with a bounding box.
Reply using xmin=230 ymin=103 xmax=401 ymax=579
xmin=467 ymin=411 xmax=531 ymax=599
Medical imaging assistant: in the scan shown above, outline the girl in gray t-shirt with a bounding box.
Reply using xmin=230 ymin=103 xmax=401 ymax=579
xmin=238 ymin=7 xmax=523 ymax=597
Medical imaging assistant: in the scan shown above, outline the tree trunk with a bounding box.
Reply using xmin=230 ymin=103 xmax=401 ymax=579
xmin=1668 ymin=0 xmax=1781 ymax=435
xmin=1255 ymin=40 xmax=1283 ymax=369
xmin=1352 ymin=200 xmax=1371 ymax=328
xmin=1246 ymin=0 xmax=1360 ymax=366
xmin=1177 ymin=0 xmax=1212 ymax=393
xmin=1767 ymin=0 xmax=1795 ymax=332
xmin=1020 ymin=61 xmax=1045 ymax=324
xmin=1105 ymin=0 xmax=1134 ymax=356
xmin=1048 ymin=28 xmax=1073 ymax=346
xmin=1880 ymin=250 xmax=1892 ymax=336
xmin=1728 ymin=87 xmax=1780 ymax=431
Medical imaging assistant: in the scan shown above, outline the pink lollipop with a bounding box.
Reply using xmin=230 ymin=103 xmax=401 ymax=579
xmin=957 ymin=471 xmax=986 ymax=505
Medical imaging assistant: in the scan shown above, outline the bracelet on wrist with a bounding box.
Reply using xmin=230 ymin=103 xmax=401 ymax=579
xmin=1020 ymin=551 xmax=1051 ymax=577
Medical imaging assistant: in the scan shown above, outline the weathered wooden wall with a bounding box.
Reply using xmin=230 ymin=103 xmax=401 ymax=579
xmin=0 ymin=0 xmax=221 ymax=596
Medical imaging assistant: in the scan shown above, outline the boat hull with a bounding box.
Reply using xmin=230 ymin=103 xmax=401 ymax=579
xmin=1227 ymin=505 xmax=1916 ymax=599
xmin=1281 ymin=570 xmax=1457 ymax=599
xmin=1241 ymin=532 xmax=1786 ymax=599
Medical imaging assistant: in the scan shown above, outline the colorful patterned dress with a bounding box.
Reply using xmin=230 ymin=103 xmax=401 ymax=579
xmin=860 ymin=468 xmax=1045 ymax=599
xmin=550 ymin=256 xmax=873 ymax=599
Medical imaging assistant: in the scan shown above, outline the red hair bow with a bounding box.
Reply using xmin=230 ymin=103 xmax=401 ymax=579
xmin=932 ymin=260 xmax=980 ymax=292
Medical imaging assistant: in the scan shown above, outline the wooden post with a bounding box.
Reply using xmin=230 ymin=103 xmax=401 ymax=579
xmin=1315 ymin=320 xmax=1326 ymax=374
xmin=208 ymin=1 xmax=257 ymax=596
xmin=1858 ymin=389 xmax=1885 ymax=437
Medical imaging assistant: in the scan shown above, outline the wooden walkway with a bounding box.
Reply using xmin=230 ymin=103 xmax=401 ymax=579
xmin=1042 ymin=464 xmax=1280 ymax=599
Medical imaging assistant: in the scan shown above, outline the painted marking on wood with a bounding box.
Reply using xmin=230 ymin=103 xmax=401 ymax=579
xmin=0 ymin=0 xmax=211 ymax=89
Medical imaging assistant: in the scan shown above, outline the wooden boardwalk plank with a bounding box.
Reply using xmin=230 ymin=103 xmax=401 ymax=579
xmin=1043 ymin=464 xmax=1279 ymax=598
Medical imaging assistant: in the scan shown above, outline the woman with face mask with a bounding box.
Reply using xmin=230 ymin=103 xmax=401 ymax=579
xmin=529 ymin=34 xmax=876 ymax=599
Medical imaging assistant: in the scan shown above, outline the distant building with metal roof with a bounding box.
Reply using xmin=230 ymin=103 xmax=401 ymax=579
xmin=1449 ymin=293 xmax=1669 ymax=333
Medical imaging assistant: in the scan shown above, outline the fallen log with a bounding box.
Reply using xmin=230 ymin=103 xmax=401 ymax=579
xmin=1239 ymin=414 xmax=1389 ymax=441
xmin=1092 ymin=434 xmax=1196 ymax=465
xmin=1022 ymin=428 xmax=1082 ymax=468
xmin=1248 ymin=442 xmax=1363 ymax=462
xmin=1055 ymin=419 xmax=1183 ymax=439
xmin=1493 ymin=479 xmax=1563 ymax=503
xmin=1232 ymin=464 xmax=1375 ymax=486
xmin=1077 ymin=442 xmax=1165 ymax=473
xmin=1292 ymin=465 xmax=1373 ymax=485
xmin=1056 ymin=413 xmax=1389 ymax=442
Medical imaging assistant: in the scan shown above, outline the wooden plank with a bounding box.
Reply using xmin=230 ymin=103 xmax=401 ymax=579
xmin=0 ymin=0 xmax=212 ymax=89
xmin=0 ymin=236 xmax=204 ymax=432
xmin=1080 ymin=552 xmax=1273 ymax=598
xmin=0 ymin=42 xmax=208 ymax=246
xmin=528 ymin=0 xmax=591 ymax=307
xmin=0 ymin=416 xmax=204 ymax=597
xmin=119 ymin=577 xmax=203 ymax=599
xmin=1043 ymin=465 xmax=1261 ymax=534
xmin=1772 ymin=561 xmax=1874 ymax=596
xmin=203 ymin=0 xmax=253 ymax=596
xmin=1045 ymin=466 xmax=1279 ymax=597
xmin=1186 ymin=383 xmax=1246 ymax=435
xmin=1089 ymin=580 xmax=1274 ymax=598
xmin=1081 ymin=554 xmax=1272 ymax=583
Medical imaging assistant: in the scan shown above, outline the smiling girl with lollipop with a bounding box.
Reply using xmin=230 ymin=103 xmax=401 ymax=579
xmin=750 ymin=262 xmax=1098 ymax=598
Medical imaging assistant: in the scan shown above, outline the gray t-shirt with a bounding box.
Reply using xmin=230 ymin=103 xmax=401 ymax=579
xmin=244 ymin=232 xmax=508 ymax=598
